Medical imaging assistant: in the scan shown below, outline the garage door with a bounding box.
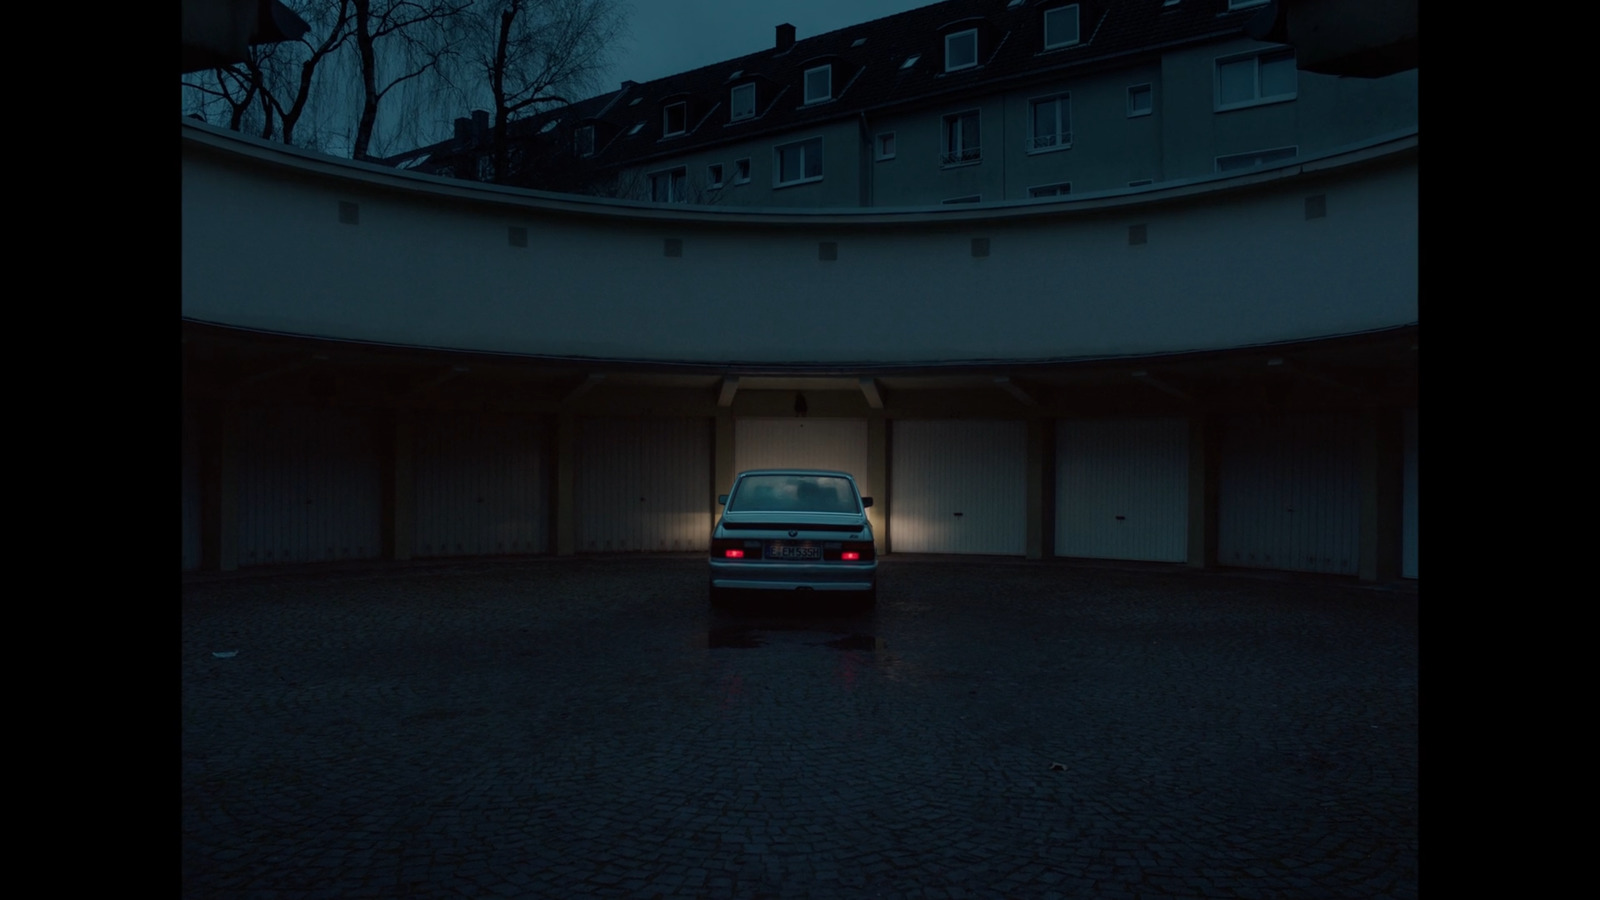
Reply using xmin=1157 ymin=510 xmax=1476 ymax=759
xmin=237 ymin=406 xmax=382 ymax=566
xmin=1056 ymin=418 xmax=1188 ymax=562
xmin=1218 ymin=413 xmax=1361 ymax=576
xmin=414 ymin=411 xmax=548 ymax=557
xmin=890 ymin=420 xmax=1026 ymax=555
xmin=1402 ymin=408 xmax=1417 ymax=579
xmin=733 ymin=418 xmax=870 ymax=496
xmin=183 ymin=403 xmax=201 ymax=571
xmin=577 ymin=417 xmax=711 ymax=552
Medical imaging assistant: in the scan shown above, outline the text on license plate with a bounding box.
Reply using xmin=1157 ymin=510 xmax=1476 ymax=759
xmin=766 ymin=541 xmax=821 ymax=560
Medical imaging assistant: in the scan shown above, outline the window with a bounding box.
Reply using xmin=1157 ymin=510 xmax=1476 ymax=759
xmin=663 ymin=101 xmax=687 ymax=136
xmin=804 ymin=65 xmax=831 ymax=104
xmin=1215 ymin=49 xmax=1297 ymax=110
xmin=649 ymin=167 xmax=687 ymax=202
xmin=774 ymin=137 xmax=823 ymax=186
xmin=1127 ymin=84 xmax=1152 ymax=117
xmin=1044 ymin=5 xmax=1080 ymax=50
xmin=1228 ymin=0 xmax=1268 ymax=8
xmin=942 ymin=195 xmax=981 ymax=204
xmin=901 ymin=54 xmax=921 ymax=70
xmin=945 ymin=29 xmax=978 ymax=71
xmin=1029 ymin=94 xmax=1071 ymax=151
xmin=875 ymin=132 xmax=896 ymax=161
xmin=1215 ymin=146 xmax=1297 ymax=172
xmin=707 ymin=163 xmax=724 ymax=189
xmin=734 ymin=158 xmax=751 ymax=184
xmin=575 ymin=125 xmax=594 ymax=157
xmin=627 ymin=121 xmax=645 ymax=136
xmin=941 ymin=110 xmax=980 ymax=165
xmin=730 ymin=84 xmax=755 ymax=121
xmin=1029 ymin=183 xmax=1071 ymax=198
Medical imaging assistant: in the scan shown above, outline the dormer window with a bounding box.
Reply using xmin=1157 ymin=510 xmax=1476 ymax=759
xmin=945 ymin=29 xmax=978 ymax=71
xmin=804 ymin=65 xmax=831 ymax=104
xmin=575 ymin=125 xmax=594 ymax=157
xmin=1044 ymin=5 xmax=1080 ymax=50
xmin=663 ymin=101 xmax=687 ymax=136
xmin=730 ymin=83 xmax=755 ymax=121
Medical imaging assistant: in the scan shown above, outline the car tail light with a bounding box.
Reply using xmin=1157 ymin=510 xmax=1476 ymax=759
xmin=712 ymin=538 xmax=760 ymax=559
xmin=837 ymin=540 xmax=875 ymax=562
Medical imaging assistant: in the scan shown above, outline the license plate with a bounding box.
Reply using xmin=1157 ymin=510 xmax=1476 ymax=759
xmin=766 ymin=541 xmax=821 ymax=560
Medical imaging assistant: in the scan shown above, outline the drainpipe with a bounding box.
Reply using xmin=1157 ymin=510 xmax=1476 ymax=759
xmin=858 ymin=111 xmax=873 ymax=207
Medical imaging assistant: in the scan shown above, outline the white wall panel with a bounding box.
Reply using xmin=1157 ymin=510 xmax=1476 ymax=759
xmin=577 ymin=417 xmax=711 ymax=552
xmin=414 ymin=412 xmax=548 ymax=557
xmin=184 ymin=126 xmax=1417 ymax=366
xmin=237 ymin=406 xmax=382 ymax=566
xmin=1219 ymin=413 xmax=1361 ymax=576
xmin=890 ymin=420 xmax=1027 ymax=555
xmin=1055 ymin=418 xmax=1189 ymax=562
xmin=1402 ymin=408 xmax=1417 ymax=579
xmin=734 ymin=418 xmax=871 ymax=496
xmin=182 ymin=403 xmax=202 ymax=571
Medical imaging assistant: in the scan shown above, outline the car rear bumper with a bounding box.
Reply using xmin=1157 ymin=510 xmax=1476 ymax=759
xmin=709 ymin=559 xmax=878 ymax=591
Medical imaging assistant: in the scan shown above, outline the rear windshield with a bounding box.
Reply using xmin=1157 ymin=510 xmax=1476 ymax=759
xmin=728 ymin=474 xmax=860 ymax=513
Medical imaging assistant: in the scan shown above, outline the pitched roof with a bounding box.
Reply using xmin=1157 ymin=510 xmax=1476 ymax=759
xmin=387 ymin=1 xmax=1264 ymax=184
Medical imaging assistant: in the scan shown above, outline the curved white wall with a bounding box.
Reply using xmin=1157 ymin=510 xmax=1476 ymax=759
xmin=181 ymin=123 xmax=1416 ymax=366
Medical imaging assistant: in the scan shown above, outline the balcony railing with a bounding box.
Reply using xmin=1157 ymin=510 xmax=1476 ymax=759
xmin=940 ymin=147 xmax=981 ymax=165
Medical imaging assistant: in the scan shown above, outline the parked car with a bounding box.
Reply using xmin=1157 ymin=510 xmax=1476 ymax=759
xmin=709 ymin=469 xmax=877 ymax=608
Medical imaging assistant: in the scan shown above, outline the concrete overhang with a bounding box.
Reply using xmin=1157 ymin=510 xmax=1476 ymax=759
xmin=1248 ymin=0 xmax=1418 ymax=78
xmin=182 ymin=0 xmax=311 ymax=73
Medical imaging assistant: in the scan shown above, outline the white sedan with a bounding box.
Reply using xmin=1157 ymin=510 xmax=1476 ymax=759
xmin=709 ymin=469 xmax=877 ymax=608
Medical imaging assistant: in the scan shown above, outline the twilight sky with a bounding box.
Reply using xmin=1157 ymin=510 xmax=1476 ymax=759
xmin=610 ymin=1 xmax=934 ymax=86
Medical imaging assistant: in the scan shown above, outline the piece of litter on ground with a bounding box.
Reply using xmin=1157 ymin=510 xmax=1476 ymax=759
xmin=212 ymin=651 xmax=238 ymax=658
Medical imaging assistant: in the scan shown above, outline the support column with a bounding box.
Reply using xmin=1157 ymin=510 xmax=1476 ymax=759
xmin=381 ymin=410 xmax=414 ymax=561
xmin=201 ymin=396 xmax=240 ymax=572
xmin=1025 ymin=417 xmax=1055 ymax=560
xmin=1187 ymin=413 xmax=1219 ymax=570
xmin=1360 ymin=407 xmax=1403 ymax=583
xmin=554 ymin=413 xmax=577 ymax=556
xmin=867 ymin=412 xmax=888 ymax=555
xmin=713 ymin=410 xmax=735 ymax=516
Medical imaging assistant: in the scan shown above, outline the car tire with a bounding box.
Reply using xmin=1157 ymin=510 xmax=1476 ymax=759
xmin=859 ymin=584 xmax=877 ymax=611
xmin=709 ymin=585 xmax=731 ymax=610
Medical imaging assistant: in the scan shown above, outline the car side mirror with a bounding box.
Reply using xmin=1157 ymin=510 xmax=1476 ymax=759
xmin=861 ymin=497 xmax=873 ymax=508
xmin=717 ymin=494 xmax=728 ymax=505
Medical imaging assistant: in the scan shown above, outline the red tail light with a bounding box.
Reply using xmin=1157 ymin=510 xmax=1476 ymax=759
xmin=724 ymin=549 xmax=745 ymax=558
xmin=841 ymin=551 xmax=860 ymax=561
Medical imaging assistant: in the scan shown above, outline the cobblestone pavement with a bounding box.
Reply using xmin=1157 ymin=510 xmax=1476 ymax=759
xmin=181 ymin=557 xmax=1418 ymax=899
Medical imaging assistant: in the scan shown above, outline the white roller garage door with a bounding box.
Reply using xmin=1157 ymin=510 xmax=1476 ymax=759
xmin=1056 ymin=418 xmax=1189 ymax=562
xmin=1402 ymin=408 xmax=1417 ymax=579
xmin=577 ymin=417 xmax=711 ymax=552
xmin=733 ymin=418 xmax=870 ymax=495
xmin=237 ymin=405 xmax=383 ymax=566
xmin=414 ymin=411 xmax=548 ymax=557
xmin=183 ymin=403 xmax=201 ymax=571
xmin=890 ymin=420 xmax=1026 ymax=555
xmin=1218 ymin=413 xmax=1361 ymax=576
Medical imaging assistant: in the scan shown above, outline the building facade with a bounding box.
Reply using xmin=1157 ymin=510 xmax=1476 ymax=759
xmin=385 ymin=0 xmax=1417 ymax=210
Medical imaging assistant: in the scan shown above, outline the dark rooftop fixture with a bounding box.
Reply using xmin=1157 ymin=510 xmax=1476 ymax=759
xmin=181 ymin=0 xmax=311 ymax=73
xmin=1247 ymin=0 xmax=1417 ymax=77
xmin=776 ymin=23 xmax=797 ymax=53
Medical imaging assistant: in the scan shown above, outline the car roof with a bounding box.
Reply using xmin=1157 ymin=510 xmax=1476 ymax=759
xmin=735 ymin=469 xmax=857 ymax=480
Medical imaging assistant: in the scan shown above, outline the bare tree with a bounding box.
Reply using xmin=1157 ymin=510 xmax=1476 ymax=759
xmin=264 ymin=0 xmax=358 ymax=147
xmin=474 ymin=0 xmax=627 ymax=183
xmin=350 ymin=0 xmax=474 ymax=159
